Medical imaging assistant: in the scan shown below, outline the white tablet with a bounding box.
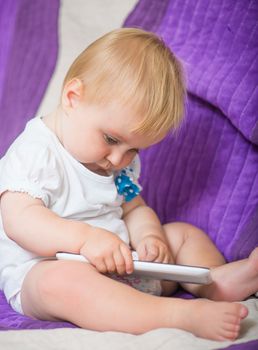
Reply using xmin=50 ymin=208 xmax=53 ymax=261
xmin=56 ymin=251 xmax=212 ymax=285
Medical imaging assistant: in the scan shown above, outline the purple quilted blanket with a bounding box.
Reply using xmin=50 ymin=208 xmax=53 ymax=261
xmin=0 ymin=0 xmax=70 ymax=331
xmin=0 ymin=0 xmax=59 ymax=157
xmin=0 ymin=1 xmax=257 ymax=347
xmin=125 ymin=0 xmax=258 ymax=262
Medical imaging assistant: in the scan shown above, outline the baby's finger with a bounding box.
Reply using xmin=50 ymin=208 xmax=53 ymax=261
xmin=104 ymin=255 xmax=117 ymax=274
xmin=136 ymin=244 xmax=148 ymax=261
xmin=120 ymin=245 xmax=134 ymax=274
xmin=155 ymin=247 xmax=168 ymax=263
xmin=162 ymin=251 xmax=175 ymax=264
xmin=145 ymin=245 xmax=159 ymax=261
xmin=94 ymin=257 xmax=108 ymax=274
xmin=162 ymin=254 xmax=170 ymax=264
xmin=113 ymin=250 xmax=126 ymax=275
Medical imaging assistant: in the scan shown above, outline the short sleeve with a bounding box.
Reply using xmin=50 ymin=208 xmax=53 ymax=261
xmin=114 ymin=154 xmax=142 ymax=202
xmin=0 ymin=142 xmax=62 ymax=207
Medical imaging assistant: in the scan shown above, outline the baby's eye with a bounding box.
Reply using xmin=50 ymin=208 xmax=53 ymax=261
xmin=129 ymin=148 xmax=139 ymax=154
xmin=104 ymin=134 xmax=118 ymax=145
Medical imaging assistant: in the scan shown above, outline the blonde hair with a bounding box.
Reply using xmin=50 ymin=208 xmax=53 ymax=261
xmin=63 ymin=28 xmax=186 ymax=135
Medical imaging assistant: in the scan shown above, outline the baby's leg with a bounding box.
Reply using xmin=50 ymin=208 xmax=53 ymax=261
xmin=162 ymin=222 xmax=225 ymax=296
xmin=20 ymin=259 xmax=248 ymax=340
xmin=164 ymin=223 xmax=258 ymax=300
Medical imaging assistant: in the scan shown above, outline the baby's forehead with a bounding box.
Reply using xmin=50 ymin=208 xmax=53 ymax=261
xmin=91 ymin=99 xmax=166 ymax=141
xmin=104 ymin=123 xmax=165 ymax=150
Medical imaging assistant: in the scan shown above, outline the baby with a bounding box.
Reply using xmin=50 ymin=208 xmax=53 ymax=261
xmin=0 ymin=28 xmax=258 ymax=341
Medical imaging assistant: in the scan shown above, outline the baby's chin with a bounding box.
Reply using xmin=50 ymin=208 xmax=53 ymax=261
xmin=83 ymin=162 xmax=114 ymax=176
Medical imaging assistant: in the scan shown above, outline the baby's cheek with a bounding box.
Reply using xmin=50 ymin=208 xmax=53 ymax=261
xmin=123 ymin=153 xmax=137 ymax=168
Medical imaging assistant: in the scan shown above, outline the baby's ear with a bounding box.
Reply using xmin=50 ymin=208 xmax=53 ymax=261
xmin=62 ymin=78 xmax=84 ymax=109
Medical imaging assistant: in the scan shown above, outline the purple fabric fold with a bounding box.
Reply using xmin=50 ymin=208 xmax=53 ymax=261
xmin=0 ymin=0 xmax=60 ymax=156
xmin=125 ymin=0 xmax=258 ymax=262
xmin=0 ymin=0 xmax=69 ymax=331
xmin=125 ymin=0 xmax=258 ymax=145
xmin=139 ymin=94 xmax=258 ymax=262
xmin=221 ymin=339 xmax=258 ymax=350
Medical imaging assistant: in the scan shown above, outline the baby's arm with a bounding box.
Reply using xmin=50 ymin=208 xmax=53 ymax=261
xmin=0 ymin=191 xmax=133 ymax=274
xmin=1 ymin=191 xmax=86 ymax=256
xmin=122 ymin=196 xmax=172 ymax=263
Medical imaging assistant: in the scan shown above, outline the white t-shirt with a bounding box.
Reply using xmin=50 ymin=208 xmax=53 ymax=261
xmin=0 ymin=117 xmax=141 ymax=302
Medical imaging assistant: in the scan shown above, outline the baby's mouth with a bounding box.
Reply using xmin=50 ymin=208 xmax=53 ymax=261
xmin=98 ymin=161 xmax=112 ymax=171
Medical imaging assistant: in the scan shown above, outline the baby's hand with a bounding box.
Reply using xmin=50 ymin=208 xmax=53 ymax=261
xmin=80 ymin=227 xmax=133 ymax=275
xmin=136 ymin=235 xmax=172 ymax=264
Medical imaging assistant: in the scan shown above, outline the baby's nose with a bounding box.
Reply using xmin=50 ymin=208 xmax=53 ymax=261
xmin=106 ymin=150 xmax=124 ymax=167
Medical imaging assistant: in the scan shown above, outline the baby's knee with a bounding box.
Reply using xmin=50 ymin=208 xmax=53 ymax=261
xmin=164 ymin=222 xmax=207 ymax=240
xmin=23 ymin=260 xmax=96 ymax=319
xmin=24 ymin=260 xmax=93 ymax=307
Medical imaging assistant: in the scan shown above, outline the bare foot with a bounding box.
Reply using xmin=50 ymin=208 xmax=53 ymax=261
xmin=204 ymin=247 xmax=258 ymax=301
xmin=171 ymin=299 xmax=248 ymax=341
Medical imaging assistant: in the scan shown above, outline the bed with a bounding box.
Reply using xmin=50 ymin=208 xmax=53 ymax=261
xmin=0 ymin=0 xmax=257 ymax=349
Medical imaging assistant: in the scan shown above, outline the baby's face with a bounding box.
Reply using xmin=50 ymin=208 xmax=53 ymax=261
xmin=60 ymin=99 xmax=164 ymax=175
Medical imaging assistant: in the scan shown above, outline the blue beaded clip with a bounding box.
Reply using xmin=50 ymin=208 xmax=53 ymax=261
xmin=115 ymin=168 xmax=141 ymax=202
